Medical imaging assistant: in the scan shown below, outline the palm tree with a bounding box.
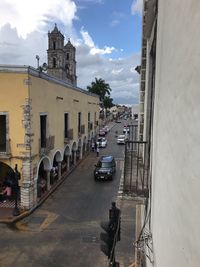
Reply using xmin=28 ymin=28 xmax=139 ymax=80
xmin=87 ymin=78 xmax=111 ymax=102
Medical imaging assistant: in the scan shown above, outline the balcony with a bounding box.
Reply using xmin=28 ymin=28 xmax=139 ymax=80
xmin=88 ymin=122 xmax=93 ymax=131
xmin=80 ymin=124 xmax=85 ymax=134
xmin=39 ymin=135 xmax=55 ymax=155
xmin=78 ymin=125 xmax=85 ymax=138
xmin=64 ymin=129 xmax=73 ymax=143
xmin=123 ymin=141 xmax=149 ymax=198
xmin=0 ymin=139 xmax=11 ymax=158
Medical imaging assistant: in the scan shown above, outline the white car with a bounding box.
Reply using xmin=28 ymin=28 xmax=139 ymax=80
xmin=117 ymin=135 xmax=128 ymax=145
xmin=96 ymin=137 xmax=107 ymax=148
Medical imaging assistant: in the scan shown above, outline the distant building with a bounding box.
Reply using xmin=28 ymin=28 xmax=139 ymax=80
xmin=47 ymin=24 xmax=77 ymax=86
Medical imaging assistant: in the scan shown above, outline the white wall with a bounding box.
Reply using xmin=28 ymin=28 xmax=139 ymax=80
xmin=150 ymin=1 xmax=200 ymax=266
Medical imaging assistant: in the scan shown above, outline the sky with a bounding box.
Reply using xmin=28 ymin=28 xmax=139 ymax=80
xmin=0 ymin=0 xmax=143 ymax=105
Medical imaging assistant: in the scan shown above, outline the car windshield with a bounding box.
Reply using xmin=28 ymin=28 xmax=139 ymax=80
xmin=98 ymin=162 xmax=111 ymax=168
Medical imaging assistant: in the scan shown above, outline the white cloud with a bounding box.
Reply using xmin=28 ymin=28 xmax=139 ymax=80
xmin=131 ymin=0 xmax=143 ymax=16
xmin=111 ymin=68 xmax=123 ymax=75
xmin=0 ymin=0 xmax=77 ymax=38
xmin=0 ymin=0 xmax=140 ymax=105
xmin=77 ymin=50 xmax=141 ymax=104
xmin=80 ymin=27 xmax=116 ymax=55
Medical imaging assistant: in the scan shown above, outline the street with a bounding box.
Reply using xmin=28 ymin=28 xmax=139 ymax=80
xmin=0 ymin=121 xmax=136 ymax=267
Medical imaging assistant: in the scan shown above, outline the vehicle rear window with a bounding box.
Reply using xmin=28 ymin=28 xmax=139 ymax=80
xmin=98 ymin=162 xmax=111 ymax=168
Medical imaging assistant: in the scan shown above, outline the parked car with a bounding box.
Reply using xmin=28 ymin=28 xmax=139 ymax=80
xmin=96 ymin=137 xmax=107 ymax=148
xmin=117 ymin=134 xmax=128 ymax=145
xmin=99 ymin=129 xmax=106 ymax=137
xmin=123 ymin=126 xmax=130 ymax=134
xmin=94 ymin=155 xmax=116 ymax=181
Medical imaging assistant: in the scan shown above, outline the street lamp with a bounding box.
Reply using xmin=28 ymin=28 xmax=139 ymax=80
xmin=36 ymin=55 xmax=40 ymax=69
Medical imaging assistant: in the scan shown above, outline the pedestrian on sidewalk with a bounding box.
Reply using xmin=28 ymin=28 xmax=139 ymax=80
xmin=96 ymin=146 xmax=99 ymax=157
xmin=91 ymin=141 xmax=95 ymax=152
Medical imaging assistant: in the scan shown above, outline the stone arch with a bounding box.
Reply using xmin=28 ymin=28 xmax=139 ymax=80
xmin=36 ymin=156 xmax=51 ymax=199
xmin=71 ymin=141 xmax=77 ymax=166
xmin=72 ymin=141 xmax=77 ymax=152
xmin=64 ymin=145 xmax=71 ymax=156
xmin=52 ymin=150 xmax=62 ymax=164
xmin=62 ymin=145 xmax=70 ymax=174
xmin=77 ymin=138 xmax=82 ymax=161
xmin=82 ymin=136 xmax=87 ymax=156
xmin=51 ymin=150 xmax=62 ymax=185
xmin=0 ymin=161 xmax=14 ymax=185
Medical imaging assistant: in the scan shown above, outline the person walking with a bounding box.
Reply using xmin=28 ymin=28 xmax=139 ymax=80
xmin=96 ymin=145 xmax=99 ymax=157
xmin=91 ymin=141 xmax=95 ymax=152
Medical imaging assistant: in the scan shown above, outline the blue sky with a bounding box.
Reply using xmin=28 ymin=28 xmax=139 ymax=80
xmin=0 ymin=0 xmax=143 ymax=105
xmin=74 ymin=0 xmax=142 ymax=56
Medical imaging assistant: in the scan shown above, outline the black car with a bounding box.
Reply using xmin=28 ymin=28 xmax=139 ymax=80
xmin=94 ymin=155 xmax=116 ymax=181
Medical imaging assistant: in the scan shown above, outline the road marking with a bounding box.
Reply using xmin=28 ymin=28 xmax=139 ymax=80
xmin=15 ymin=210 xmax=58 ymax=232
xmin=39 ymin=211 xmax=59 ymax=230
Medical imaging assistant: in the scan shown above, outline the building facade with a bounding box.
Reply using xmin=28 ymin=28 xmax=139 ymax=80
xmin=0 ymin=65 xmax=99 ymax=210
xmin=47 ymin=24 xmax=77 ymax=86
xmin=136 ymin=0 xmax=200 ymax=267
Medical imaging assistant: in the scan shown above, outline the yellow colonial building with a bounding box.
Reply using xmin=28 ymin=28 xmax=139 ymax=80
xmin=0 ymin=65 xmax=99 ymax=210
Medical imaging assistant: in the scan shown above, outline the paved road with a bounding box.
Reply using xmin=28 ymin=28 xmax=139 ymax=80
xmin=0 ymin=120 xmax=136 ymax=267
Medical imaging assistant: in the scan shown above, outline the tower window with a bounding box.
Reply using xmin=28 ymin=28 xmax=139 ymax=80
xmin=66 ymin=53 xmax=69 ymax=60
xmin=53 ymin=58 xmax=56 ymax=68
xmin=53 ymin=41 xmax=56 ymax=50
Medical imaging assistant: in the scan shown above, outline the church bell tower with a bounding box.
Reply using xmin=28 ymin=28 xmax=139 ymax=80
xmin=47 ymin=24 xmax=77 ymax=86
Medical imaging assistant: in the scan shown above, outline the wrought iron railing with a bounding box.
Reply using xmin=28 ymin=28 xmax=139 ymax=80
xmin=39 ymin=135 xmax=55 ymax=154
xmin=0 ymin=139 xmax=11 ymax=157
xmin=123 ymin=140 xmax=149 ymax=197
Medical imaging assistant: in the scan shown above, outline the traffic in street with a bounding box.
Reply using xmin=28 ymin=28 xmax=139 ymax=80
xmin=0 ymin=119 xmax=136 ymax=267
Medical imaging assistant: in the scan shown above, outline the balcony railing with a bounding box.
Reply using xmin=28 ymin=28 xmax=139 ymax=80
xmin=64 ymin=129 xmax=73 ymax=143
xmin=0 ymin=139 xmax=11 ymax=158
xmin=88 ymin=122 xmax=93 ymax=131
xmin=80 ymin=124 xmax=85 ymax=134
xmin=39 ymin=135 xmax=55 ymax=154
xmin=123 ymin=141 xmax=149 ymax=198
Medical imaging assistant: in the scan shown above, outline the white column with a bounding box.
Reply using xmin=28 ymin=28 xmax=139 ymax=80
xmin=46 ymin=170 xmax=50 ymax=190
xmin=58 ymin=162 xmax=62 ymax=179
xmin=67 ymin=156 xmax=70 ymax=171
xmin=74 ymin=151 xmax=77 ymax=165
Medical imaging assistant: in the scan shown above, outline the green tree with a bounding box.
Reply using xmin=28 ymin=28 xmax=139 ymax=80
xmin=87 ymin=78 xmax=111 ymax=101
xmin=103 ymin=96 xmax=114 ymax=110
